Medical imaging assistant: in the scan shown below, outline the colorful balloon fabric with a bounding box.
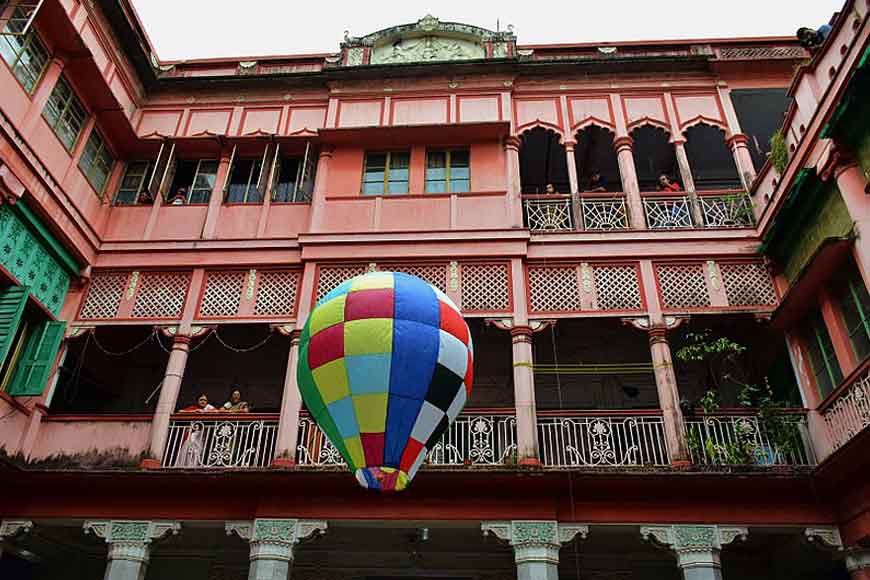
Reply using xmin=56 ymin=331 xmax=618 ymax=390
xmin=297 ymin=271 xmax=473 ymax=492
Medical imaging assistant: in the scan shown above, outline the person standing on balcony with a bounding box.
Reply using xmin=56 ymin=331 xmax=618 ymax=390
xmin=584 ymin=170 xmax=607 ymax=193
xmin=544 ymin=183 xmax=558 ymax=194
xmin=180 ymin=393 xmax=217 ymax=413
xmin=222 ymin=389 xmax=250 ymax=413
xmin=656 ymin=174 xmax=682 ymax=192
xmin=169 ymin=187 xmax=188 ymax=205
xmin=136 ymin=189 xmax=154 ymax=205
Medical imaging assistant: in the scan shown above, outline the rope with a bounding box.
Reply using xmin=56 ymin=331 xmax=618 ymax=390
xmin=212 ymin=328 xmax=273 ymax=353
xmin=512 ymin=361 xmax=662 ymax=373
xmin=89 ymin=328 xmax=156 ymax=356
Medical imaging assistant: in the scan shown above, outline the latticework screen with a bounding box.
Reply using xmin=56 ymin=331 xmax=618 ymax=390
xmin=527 ymin=265 xmax=581 ymax=313
xmin=720 ymin=262 xmax=777 ymax=307
xmin=199 ymin=271 xmax=245 ymax=318
xmin=386 ymin=264 xmax=448 ymax=293
xmin=461 ymin=263 xmax=510 ymax=312
xmin=78 ymin=272 xmax=128 ymax=319
xmin=131 ymin=272 xmax=191 ymax=319
xmin=593 ymin=265 xmax=642 ymax=311
xmin=315 ymin=265 xmax=369 ymax=302
xmin=657 ymin=263 xmax=711 ymax=309
xmin=255 ymin=270 xmax=300 ymax=316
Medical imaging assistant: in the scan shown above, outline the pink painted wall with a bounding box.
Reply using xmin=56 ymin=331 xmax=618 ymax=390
xmin=149 ymin=205 xmax=209 ymax=239
xmin=214 ymin=205 xmax=262 ymax=239
xmin=30 ymin=419 xmax=151 ymax=460
xmin=0 ymin=401 xmax=27 ymax=454
xmin=102 ymin=206 xmax=151 ymax=240
xmin=263 ymin=204 xmax=311 ymax=238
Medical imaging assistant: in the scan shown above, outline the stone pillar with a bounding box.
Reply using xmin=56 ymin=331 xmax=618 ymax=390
xmin=483 ymin=520 xmax=588 ymax=580
xmin=511 ymin=326 xmax=540 ymax=464
xmin=274 ymin=329 xmax=303 ymax=467
xmin=725 ymin=134 xmax=756 ymax=189
xmin=673 ymin=140 xmax=703 ymax=226
xmin=613 ymin=136 xmax=646 ymax=229
xmin=143 ymin=333 xmax=191 ymax=467
xmin=84 ymin=520 xmax=180 ymax=580
xmin=226 ymin=518 xmax=327 ymax=580
xmin=847 ymin=547 xmax=870 ymax=580
xmin=649 ymin=326 xmax=690 ymax=463
xmin=641 ymin=524 xmax=748 ymax=580
xmin=504 ymin=136 xmax=524 ymax=228
xmin=0 ymin=520 xmax=32 ymax=560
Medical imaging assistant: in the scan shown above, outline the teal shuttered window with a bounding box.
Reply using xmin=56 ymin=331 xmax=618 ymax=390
xmin=7 ymin=319 xmax=65 ymax=396
xmin=0 ymin=285 xmax=28 ymax=371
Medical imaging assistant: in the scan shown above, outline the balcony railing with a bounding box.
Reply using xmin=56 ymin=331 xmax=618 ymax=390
xmin=822 ymin=365 xmax=870 ymax=453
xmin=581 ymin=197 xmax=630 ymax=230
xmin=699 ymin=193 xmax=754 ymax=227
xmin=162 ymin=415 xmax=278 ymax=469
xmin=296 ymin=413 xmax=518 ymax=467
xmin=643 ymin=196 xmax=694 ymax=229
xmin=685 ymin=413 xmax=814 ymax=466
xmin=537 ymin=413 xmax=670 ymax=467
xmin=523 ymin=195 xmax=574 ymax=232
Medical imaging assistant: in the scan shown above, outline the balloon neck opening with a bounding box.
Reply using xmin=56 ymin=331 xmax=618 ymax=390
xmin=355 ymin=467 xmax=410 ymax=492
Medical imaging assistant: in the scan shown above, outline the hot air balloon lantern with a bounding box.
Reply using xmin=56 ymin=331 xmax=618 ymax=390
xmin=298 ymin=271 xmax=473 ymax=491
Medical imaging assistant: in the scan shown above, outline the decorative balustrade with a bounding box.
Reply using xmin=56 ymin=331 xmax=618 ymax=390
xmin=685 ymin=413 xmax=813 ymax=466
xmin=523 ymin=196 xmax=574 ymax=231
xmin=296 ymin=413 xmax=518 ymax=467
xmin=537 ymin=413 xmax=669 ymax=467
xmin=162 ymin=415 xmax=278 ymax=469
xmin=822 ymin=366 xmax=870 ymax=452
xmin=643 ymin=196 xmax=694 ymax=229
xmin=581 ymin=197 xmax=630 ymax=230
xmin=699 ymin=193 xmax=754 ymax=227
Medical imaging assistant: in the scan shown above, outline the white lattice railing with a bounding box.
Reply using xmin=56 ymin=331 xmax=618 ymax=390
xmin=822 ymin=366 xmax=870 ymax=452
xmin=581 ymin=197 xmax=629 ymax=230
xmin=685 ymin=413 xmax=813 ymax=466
xmin=296 ymin=413 xmax=518 ymax=467
xmin=700 ymin=193 xmax=755 ymax=228
xmin=162 ymin=416 xmax=278 ymax=469
xmin=523 ymin=196 xmax=574 ymax=231
xmin=537 ymin=413 xmax=670 ymax=467
xmin=643 ymin=196 xmax=694 ymax=229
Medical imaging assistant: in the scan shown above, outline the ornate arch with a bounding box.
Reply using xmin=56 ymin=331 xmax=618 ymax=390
xmin=681 ymin=115 xmax=730 ymax=136
xmin=517 ymin=122 xmax=566 ymax=144
xmin=627 ymin=117 xmax=672 ymax=135
xmin=572 ymin=117 xmax=616 ymax=135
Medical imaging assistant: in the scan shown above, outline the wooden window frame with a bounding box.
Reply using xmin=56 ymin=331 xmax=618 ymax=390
xmin=225 ymin=157 xmax=264 ymax=204
xmin=41 ymin=74 xmax=87 ymax=151
xmin=0 ymin=6 xmax=48 ymax=94
xmin=361 ymin=151 xmax=410 ymax=195
xmin=114 ymin=160 xmax=154 ymax=205
xmin=425 ymin=148 xmax=470 ymax=193
xmin=77 ymin=127 xmax=115 ymax=198
xmin=804 ymin=311 xmax=843 ymax=398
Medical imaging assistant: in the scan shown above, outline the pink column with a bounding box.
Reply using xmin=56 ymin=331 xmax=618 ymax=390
xmin=142 ymin=334 xmax=191 ymax=468
xmin=613 ymin=136 xmax=645 ymax=229
xmin=273 ymin=330 xmax=302 ymax=467
xmin=309 ymin=145 xmax=334 ymax=232
xmin=648 ymin=326 xmax=689 ymax=464
xmin=564 ymin=140 xmax=581 ymax=228
xmin=836 ymin=163 xmax=870 ymax=283
xmin=504 ymin=136 xmax=524 ymax=228
xmin=847 ymin=548 xmax=870 ymax=580
xmin=726 ymin=134 xmax=756 ymax=189
xmin=511 ymin=326 xmax=540 ymax=464
xmin=201 ymin=146 xmax=233 ymax=239
xmin=673 ymin=140 xmax=703 ymax=226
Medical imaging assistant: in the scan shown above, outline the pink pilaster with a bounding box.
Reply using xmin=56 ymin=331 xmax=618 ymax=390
xmin=614 ymin=136 xmax=645 ymax=229
xmin=144 ymin=334 xmax=191 ymax=466
xmin=673 ymin=140 xmax=703 ymax=226
xmin=784 ymin=331 xmax=833 ymax=461
xmin=511 ymin=326 xmax=540 ymax=464
xmin=819 ymin=288 xmax=858 ymax=376
xmin=201 ymin=147 xmax=233 ymax=239
xmin=648 ymin=326 xmax=689 ymax=463
xmin=564 ymin=140 xmax=581 ymax=227
xmin=504 ymin=136 xmax=523 ymax=228
xmin=273 ymin=330 xmax=302 ymax=467
xmin=836 ymin=163 xmax=870 ymax=284
xmin=309 ymin=146 xmax=334 ymax=232
xmin=726 ymin=134 xmax=756 ymax=189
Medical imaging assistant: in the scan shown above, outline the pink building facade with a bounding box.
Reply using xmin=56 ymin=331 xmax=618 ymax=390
xmin=0 ymin=1 xmax=868 ymax=579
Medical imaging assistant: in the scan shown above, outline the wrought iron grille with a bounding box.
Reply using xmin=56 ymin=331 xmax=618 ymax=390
xmin=162 ymin=418 xmax=278 ymax=468
xmin=643 ymin=196 xmax=694 ymax=229
xmin=460 ymin=263 xmax=510 ymax=311
xmin=537 ymin=415 xmax=670 ymax=466
xmin=823 ymin=369 xmax=870 ymax=452
xmin=78 ymin=272 xmax=128 ymax=319
xmin=524 ymin=197 xmax=574 ymax=231
xmin=581 ymin=197 xmax=629 ymax=230
xmin=686 ymin=414 xmax=814 ymax=466
xmin=131 ymin=272 xmax=191 ymax=319
xmin=720 ymin=262 xmax=777 ymax=307
xmin=700 ymin=194 xmax=754 ymax=228
xmin=657 ymin=263 xmax=711 ymax=309
xmin=199 ymin=271 xmax=245 ymax=318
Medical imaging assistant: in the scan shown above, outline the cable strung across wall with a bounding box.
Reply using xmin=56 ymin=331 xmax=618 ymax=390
xmin=513 ymin=361 xmax=655 ymax=374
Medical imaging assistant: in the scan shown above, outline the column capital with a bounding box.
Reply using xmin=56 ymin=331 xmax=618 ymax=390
xmin=227 ymin=518 xmax=328 ymax=562
xmin=504 ymin=135 xmax=522 ymax=151
xmin=318 ymin=144 xmax=336 ymax=158
xmin=641 ymin=524 xmax=747 ymax=569
xmin=804 ymin=526 xmax=843 ymax=550
xmin=84 ymin=520 xmax=180 ymax=563
xmin=725 ymin=133 xmax=749 ymax=148
xmin=613 ymin=135 xmax=634 ymax=153
xmin=0 ymin=519 xmax=33 ymax=539
xmin=482 ymin=520 xmax=588 ymax=564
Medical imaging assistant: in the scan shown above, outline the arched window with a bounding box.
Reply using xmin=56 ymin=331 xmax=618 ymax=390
xmin=684 ymin=124 xmax=742 ymax=190
xmin=630 ymin=125 xmax=678 ymax=191
xmin=519 ymin=127 xmax=569 ymax=194
xmin=573 ymin=125 xmax=621 ymax=193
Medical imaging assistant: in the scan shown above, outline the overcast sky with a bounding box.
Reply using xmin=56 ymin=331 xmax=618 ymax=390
xmin=132 ymin=0 xmax=845 ymax=61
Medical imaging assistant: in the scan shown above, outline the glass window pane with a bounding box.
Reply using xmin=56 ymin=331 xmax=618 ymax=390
xmin=389 ymin=167 xmax=409 ymax=182
xmin=363 ymin=181 xmax=385 ymax=195
xmin=427 ymin=151 xmax=446 ymax=168
xmin=450 ymin=178 xmax=470 ymax=193
xmin=450 ymin=149 xmax=469 ymax=167
xmin=390 ymin=152 xmax=410 ymax=169
xmin=426 ymin=180 xmax=446 ymax=193
xmin=387 ymin=180 xmax=408 ymax=194
xmin=366 ymin=153 xmax=387 ymax=168
xmin=363 ymin=169 xmax=385 ymax=184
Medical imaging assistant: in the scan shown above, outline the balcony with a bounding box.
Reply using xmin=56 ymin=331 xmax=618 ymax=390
xmin=821 ymin=364 xmax=870 ymax=453
xmin=685 ymin=412 xmax=814 ymax=466
xmin=523 ymin=194 xmax=574 ymax=232
xmin=162 ymin=414 xmax=279 ymax=469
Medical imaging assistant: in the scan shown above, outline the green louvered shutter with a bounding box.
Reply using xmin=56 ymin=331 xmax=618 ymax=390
xmin=8 ymin=320 xmax=66 ymax=397
xmin=0 ymin=285 xmax=28 ymax=369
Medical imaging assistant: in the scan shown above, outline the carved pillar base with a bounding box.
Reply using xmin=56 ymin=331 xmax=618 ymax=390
xmin=84 ymin=520 xmax=180 ymax=580
xmin=483 ymin=520 xmax=588 ymax=580
xmin=642 ymin=524 xmax=747 ymax=580
xmin=0 ymin=520 xmax=33 ymax=560
xmin=227 ymin=519 xmax=327 ymax=580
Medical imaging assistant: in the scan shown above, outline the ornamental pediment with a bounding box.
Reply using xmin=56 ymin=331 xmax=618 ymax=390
xmin=339 ymin=15 xmax=515 ymax=67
